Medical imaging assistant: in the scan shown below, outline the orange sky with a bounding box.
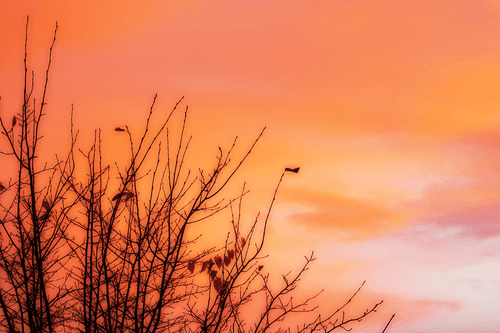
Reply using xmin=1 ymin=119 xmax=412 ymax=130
xmin=2 ymin=1 xmax=500 ymax=331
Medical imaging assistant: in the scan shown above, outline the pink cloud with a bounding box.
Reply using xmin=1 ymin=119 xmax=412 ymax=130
xmin=430 ymin=202 xmax=500 ymax=239
xmin=412 ymin=299 xmax=463 ymax=312
xmin=280 ymin=188 xmax=403 ymax=240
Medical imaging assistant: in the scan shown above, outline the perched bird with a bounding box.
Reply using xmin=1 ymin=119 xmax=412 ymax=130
xmin=11 ymin=116 xmax=17 ymax=128
xmin=285 ymin=167 xmax=300 ymax=173
xmin=114 ymin=127 xmax=125 ymax=132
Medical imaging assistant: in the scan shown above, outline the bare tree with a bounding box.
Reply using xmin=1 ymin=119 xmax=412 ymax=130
xmin=0 ymin=17 xmax=76 ymax=333
xmin=0 ymin=17 xmax=391 ymax=333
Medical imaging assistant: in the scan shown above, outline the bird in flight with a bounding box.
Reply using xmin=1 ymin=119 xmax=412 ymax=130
xmin=115 ymin=127 xmax=125 ymax=132
xmin=285 ymin=167 xmax=300 ymax=173
xmin=112 ymin=190 xmax=134 ymax=201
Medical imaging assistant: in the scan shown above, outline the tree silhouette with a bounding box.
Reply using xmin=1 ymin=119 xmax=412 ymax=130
xmin=0 ymin=17 xmax=391 ymax=333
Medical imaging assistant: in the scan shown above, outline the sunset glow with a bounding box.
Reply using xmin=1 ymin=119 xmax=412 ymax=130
xmin=2 ymin=1 xmax=500 ymax=331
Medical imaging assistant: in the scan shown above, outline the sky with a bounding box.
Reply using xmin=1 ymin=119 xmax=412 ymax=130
xmin=2 ymin=0 xmax=500 ymax=331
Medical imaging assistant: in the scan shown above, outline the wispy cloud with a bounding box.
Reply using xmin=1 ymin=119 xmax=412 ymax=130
xmin=278 ymin=188 xmax=403 ymax=240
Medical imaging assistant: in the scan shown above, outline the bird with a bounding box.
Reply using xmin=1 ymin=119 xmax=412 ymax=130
xmin=112 ymin=190 xmax=134 ymax=201
xmin=285 ymin=167 xmax=300 ymax=173
xmin=114 ymin=127 xmax=125 ymax=132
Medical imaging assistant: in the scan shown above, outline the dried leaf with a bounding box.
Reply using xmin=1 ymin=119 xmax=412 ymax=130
xmin=207 ymin=258 xmax=214 ymax=270
xmin=42 ymin=199 xmax=50 ymax=211
xmin=209 ymin=270 xmax=217 ymax=280
xmin=228 ymin=249 xmax=234 ymax=260
xmin=240 ymin=237 xmax=246 ymax=247
xmin=214 ymin=277 xmax=222 ymax=293
xmin=224 ymin=255 xmax=231 ymax=267
xmin=187 ymin=260 xmax=196 ymax=274
xmin=11 ymin=116 xmax=17 ymax=128
xmin=0 ymin=182 xmax=5 ymax=191
xmin=258 ymin=265 xmax=264 ymax=272
xmin=115 ymin=127 xmax=125 ymax=132
xmin=285 ymin=167 xmax=300 ymax=173
xmin=214 ymin=255 xmax=222 ymax=268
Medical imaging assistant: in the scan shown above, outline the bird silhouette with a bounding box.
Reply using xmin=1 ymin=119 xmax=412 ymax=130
xmin=115 ymin=127 xmax=125 ymax=132
xmin=112 ymin=190 xmax=134 ymax=201
xmin=285 ymin=167 xmax=300 ymax=173
xmin=11 ymin=116 xmax=17 ymax=128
